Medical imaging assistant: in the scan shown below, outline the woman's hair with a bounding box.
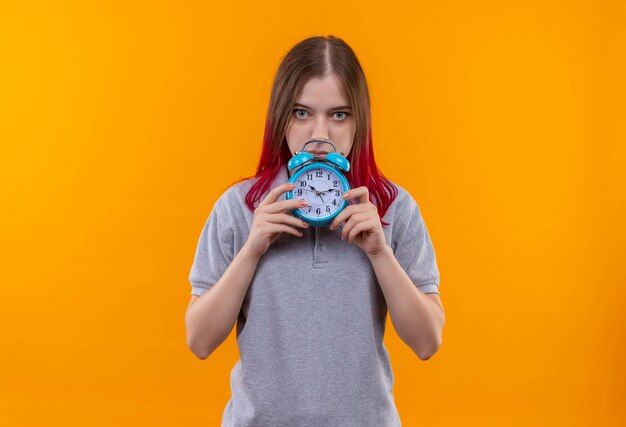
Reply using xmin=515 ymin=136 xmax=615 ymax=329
xmin=230 ymin=35 xmax=398 ymax=226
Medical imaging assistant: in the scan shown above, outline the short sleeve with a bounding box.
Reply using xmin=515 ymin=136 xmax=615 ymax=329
xmin=188 ymin=201 xmax=235 ymax=297
xmin=392 ymin=200 xmax=441 ymax=294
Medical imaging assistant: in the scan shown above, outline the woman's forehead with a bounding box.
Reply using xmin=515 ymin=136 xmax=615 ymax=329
xmin=296 ymin=74 xmax=348 ymax=106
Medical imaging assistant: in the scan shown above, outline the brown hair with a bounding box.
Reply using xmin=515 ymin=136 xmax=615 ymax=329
xmin=231 ymin=35 xmax=397 ymax=225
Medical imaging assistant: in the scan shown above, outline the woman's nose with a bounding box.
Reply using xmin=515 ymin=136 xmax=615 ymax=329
xmin=310 ymin=116 xmax=330 ymax=141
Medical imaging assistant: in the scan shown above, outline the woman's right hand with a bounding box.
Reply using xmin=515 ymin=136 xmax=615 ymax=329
xmin=243 ymin=183 xmax=310 ymax=259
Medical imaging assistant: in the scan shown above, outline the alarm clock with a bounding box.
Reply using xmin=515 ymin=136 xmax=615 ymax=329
xmin=286 ymin=139 xmax=351 ymax=227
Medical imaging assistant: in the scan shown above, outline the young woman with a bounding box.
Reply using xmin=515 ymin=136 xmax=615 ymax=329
xmin=185 ymin=35 xmax=445 ymax=426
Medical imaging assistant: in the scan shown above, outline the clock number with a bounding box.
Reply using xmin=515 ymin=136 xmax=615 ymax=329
xmin=299 ymin=180 xmax=306 ymax=187
xmin=326 ymin=206 xmax=331 ymax=213
xmin=333 ymin=180 xmax=338 ymax=187
xmin=332 ymin=199 xmax=336 ymax=206
xmin=316 ymin=170 xmax=323 ymax=177
xmin=316 ymin=208 xmax=321 ymax=215
xmin=296 ymin=189 xmax=302 ymax=196
xmin=335 ymin=190 xmax=340 ymax=196
xmin=307 ymin=173 xmax=313 ymax=180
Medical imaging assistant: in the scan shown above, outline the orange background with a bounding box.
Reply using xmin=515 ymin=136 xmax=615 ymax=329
xmin=1 ymin=1 xmax=624 ymax=425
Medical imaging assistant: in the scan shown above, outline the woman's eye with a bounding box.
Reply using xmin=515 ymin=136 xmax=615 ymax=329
xmin=294 ymin=109 xmax=308 ymax=118
xmin=293 ymin=109 xmax=349 ymax=120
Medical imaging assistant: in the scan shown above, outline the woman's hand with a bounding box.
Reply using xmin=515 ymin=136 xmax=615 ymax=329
xmin=329 ymin=186 xmax=388 ymax=257
xmin=243 ymin=183 xmax=310 ymax=259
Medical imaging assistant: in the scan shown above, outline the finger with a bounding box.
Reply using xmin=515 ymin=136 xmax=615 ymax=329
xmin=264 ymin=223 xmax=304 ymax=237
xmin=259 ymin=183 xmax=295 ymax=207
xmin=340 ymin=213 xmax=369 ymax=240
xmin=264 ymin=212 xmax=310 ymax=228
xmin=342 ymin=186 xmax=369 ymax=204
xmin=264 ymin=198 xmax=308 ymax=214
xmin=331 ymin=206 xmax=356 ymax=230
xmin=330 ymin=204 xmax=368 ymax=230
xmin=347 ymin=218 xmax=377 ymax=243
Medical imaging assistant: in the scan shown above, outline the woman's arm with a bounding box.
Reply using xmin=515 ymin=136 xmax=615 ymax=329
xmin=186 ymin=183 xmax=308 ymax=360
xmin=367 ymin=246 xmax=445 ymax=360
xmin=329 ymin=186 xmax=444 ymax=360
xmin=185 ymin=245 xmax=261 ymax=359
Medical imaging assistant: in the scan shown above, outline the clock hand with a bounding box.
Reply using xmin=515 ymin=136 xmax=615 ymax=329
xmin=309 ymin=185 xmax=333 ymax=194
xmin=298 ymin=188 xmax=318 ymax=194
xmin=303 ymin=185 xmax=333 ymax=204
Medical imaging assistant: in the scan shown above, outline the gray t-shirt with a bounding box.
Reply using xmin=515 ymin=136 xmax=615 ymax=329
xmin=189 ymin=165 xmax=440 ymax=426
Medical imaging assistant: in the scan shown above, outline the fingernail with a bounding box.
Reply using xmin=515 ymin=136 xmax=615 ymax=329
xmin=289 ymin=184 xmax=295 ymax=188
xmin=342 ymin=193 xmax=349 ymax=199
xmin=301 ymin=200 xmax=308 ymax=205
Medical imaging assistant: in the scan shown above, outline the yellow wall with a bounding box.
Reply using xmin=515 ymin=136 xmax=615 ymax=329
xmin=1 ymin=1 xmax=624 ymax=425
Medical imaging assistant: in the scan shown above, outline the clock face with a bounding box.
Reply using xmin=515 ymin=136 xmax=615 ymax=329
xmin=292 ymin=166 xmax=346 ymax=219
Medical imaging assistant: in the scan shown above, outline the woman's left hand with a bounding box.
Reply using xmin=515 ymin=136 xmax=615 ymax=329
xmin=329 ymin=186 xmax=388 ymax=257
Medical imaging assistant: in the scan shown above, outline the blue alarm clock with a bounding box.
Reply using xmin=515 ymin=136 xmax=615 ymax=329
xmin=286 ymin=139 xmax=351 ymax=227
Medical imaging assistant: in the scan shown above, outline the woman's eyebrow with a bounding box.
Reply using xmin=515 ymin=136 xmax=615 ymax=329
xmin=294 ymin=103 xmax=352 ymax=111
